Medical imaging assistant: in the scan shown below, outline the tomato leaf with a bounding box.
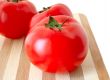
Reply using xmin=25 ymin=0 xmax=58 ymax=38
xmin=45 ymin=16 xmax=62 ymax=30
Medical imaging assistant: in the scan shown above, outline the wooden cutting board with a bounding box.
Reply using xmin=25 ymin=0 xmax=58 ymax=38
xmin=0 ymin=14 xmax=109 ymax=80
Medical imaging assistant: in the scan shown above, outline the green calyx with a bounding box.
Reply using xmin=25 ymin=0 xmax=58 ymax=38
xmin=13 ymin=0 xmax=18 ymax=2
xmin=45 ymin=16 xmax=62 ymax=31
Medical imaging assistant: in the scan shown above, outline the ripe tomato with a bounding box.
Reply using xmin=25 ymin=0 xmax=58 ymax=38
xmin=0 ymin=0 xmax=37 ymax=39
xmin=25 ymin=15 xmax=88 ymax=73
xmin=30 ymin=3 xmax=72 ymax=29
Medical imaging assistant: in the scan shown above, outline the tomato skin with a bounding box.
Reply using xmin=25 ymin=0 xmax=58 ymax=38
xmin=0 ymin=1 xmax=4 ymax=5
xmin=30 ymin=3 xmax=72 ymax=29
xmin=25 ymin=15 xmax=88 ymax=73
xmin=0 ymin=1 xmax=37 ymax=39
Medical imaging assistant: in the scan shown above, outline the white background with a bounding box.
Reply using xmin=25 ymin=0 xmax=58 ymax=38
xmin=29 ymin=0 xmax=110 ymax=76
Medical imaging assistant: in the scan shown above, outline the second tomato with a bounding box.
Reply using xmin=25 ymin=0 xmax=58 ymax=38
xmin=30 ymin=3 xmax=73 ymax=29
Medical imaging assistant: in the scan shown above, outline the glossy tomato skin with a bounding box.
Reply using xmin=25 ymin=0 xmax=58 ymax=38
xmin=25 ymin=15 xmax=88 ymax=73
xmin=0 ymin=1 xmax=37 ymax=39
xmin=30 ymin=3 xmax=72 ymax=29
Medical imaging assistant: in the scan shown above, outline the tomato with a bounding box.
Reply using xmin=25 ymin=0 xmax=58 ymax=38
xmin=25 ymin=15 xmax=88 ymax=73
xmin=0 ymin=0 xmax=37 ymax=39
xmin=30 ymin=3 xmax=72 ymax=29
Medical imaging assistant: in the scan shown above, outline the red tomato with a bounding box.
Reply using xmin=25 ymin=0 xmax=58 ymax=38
xmin=25 ymin=15 xmax=88 ymax=73
xmin=0 ymin=1 xmax=37 ymax=39
xmin=30 ymin=3 xmax=72 ymax=29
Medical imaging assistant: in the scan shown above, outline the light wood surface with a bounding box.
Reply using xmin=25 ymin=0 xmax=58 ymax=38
xmin=0 ymin=14 xmax=109 ymax=80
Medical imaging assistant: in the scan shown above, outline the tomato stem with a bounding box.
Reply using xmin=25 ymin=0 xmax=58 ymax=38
xmin=12 ymin=0 xmax=18 ymax=2
xmin=45 ymin=16 xmax=68 ymax=31
xmin=39 ymin=7 xmax=51 ymax=13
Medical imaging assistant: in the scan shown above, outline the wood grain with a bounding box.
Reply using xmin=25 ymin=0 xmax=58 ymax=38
xmin=70 ymin=66 xmax=84 ymax=80
xmin=0 ymin=38 xmax=13 ymax=80
xmin=79 ymin=14 xmax=109 ymax=80
xmin=16 ymin=44 xmax=30 ymax=80
xmin=2 ymin=38 xmax=24 ymax=80
xmin=42 ymin=72 xmax=55 ymax=80
xmin=28 ymin=64 xmax=42 ymax=80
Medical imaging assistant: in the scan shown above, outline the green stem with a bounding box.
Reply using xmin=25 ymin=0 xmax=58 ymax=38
xmin=45 ymin=16 xmax=68 ymax=31
xmin=13 ymin=0 xmax=18 ymax=2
